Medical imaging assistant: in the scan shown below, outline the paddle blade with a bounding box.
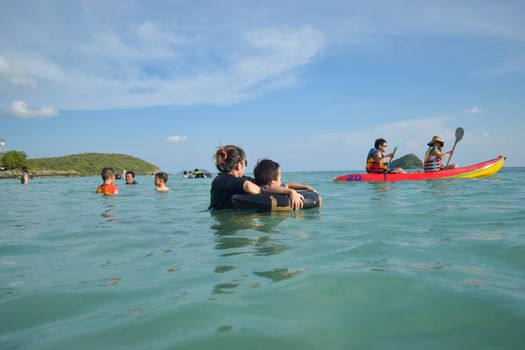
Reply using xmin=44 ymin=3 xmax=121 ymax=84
xmin=455 ymin=127 xmax=464 ymax=142
xmin=446 ymin=127 xmax=464 ymax=167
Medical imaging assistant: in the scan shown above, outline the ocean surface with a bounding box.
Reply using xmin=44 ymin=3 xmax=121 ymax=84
xmin=1 ymin=168 xmax=524 ymax=350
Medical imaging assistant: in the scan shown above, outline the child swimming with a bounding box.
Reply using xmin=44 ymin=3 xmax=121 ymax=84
xmin=96 ymin=167 xmax=119 ymax=195
xmin=154 ymin=172 xmax=169 ymax=192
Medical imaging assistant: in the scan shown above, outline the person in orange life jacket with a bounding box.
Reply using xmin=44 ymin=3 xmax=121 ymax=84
xmin=424 ymin=136 xmax=458 ymax=172
xmin=209 ymin=145 xmax=304 ymax=210
xmin=366 ymin=138 xmax=406 ymax=174
xmin=96 ymin=167 xmax=119 ymax=195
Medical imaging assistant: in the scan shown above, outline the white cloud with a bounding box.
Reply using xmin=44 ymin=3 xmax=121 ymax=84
xmin=0 ymin=1 xmax=522 ymax=112
xmin=236 ymin=25 xmax=325 ymax=88
xmin=464 ymin=105 xmax=483 ymax=114
xmin=165 ymin=135 xmax=188 ymax=143
xmin=136 ymin=21 xmax=187 ymax=47
xmin=0 ymin=56 xmax=36 ymax=87
xmin=0 ymin=23 xmax=326 ymax=110
xmin=473 ymin=60 xmax=524 ymax=77
xmin=7 ymin=100 xmax=58 ymax=119
xmin=315 ymin=117 xmax=453 ymax=147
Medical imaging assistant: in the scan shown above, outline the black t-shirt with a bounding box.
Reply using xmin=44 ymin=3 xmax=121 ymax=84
xmin=209 ymin=173 xmax=256 ymax=210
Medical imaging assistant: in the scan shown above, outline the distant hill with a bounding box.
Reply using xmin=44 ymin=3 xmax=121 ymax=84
xmin=390 ymin=153 xmax=423 ymax=169
xmin=26 ymin=153 xmax=159 ymax=176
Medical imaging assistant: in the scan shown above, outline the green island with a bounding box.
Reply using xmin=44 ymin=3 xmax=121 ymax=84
xmin=390 ymin=153 xmax=423 ymax=169
xmin=0 ymin=152 xmax=159 ymax=178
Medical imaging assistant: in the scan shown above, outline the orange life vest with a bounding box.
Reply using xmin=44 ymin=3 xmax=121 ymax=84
xmin=96 ymin=183 xmax=119 ymax=195
xmin=366 ymin=148 xmax=387 ymax=174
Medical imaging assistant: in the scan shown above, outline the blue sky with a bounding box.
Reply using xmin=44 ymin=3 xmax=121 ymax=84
xmin=1 ymin=0 xmax=524 ymax=172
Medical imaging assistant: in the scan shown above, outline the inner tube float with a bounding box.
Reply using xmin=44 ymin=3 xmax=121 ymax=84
xmin=231 ymin=191 xmax=322 ymax=212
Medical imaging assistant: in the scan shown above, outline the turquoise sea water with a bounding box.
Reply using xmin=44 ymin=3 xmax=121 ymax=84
xmin=1 ymin=168 xmax=524 ymax=349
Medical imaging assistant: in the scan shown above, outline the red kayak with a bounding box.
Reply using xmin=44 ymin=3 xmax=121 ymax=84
xmin=335 ymin=156 xmax=506 ymax=182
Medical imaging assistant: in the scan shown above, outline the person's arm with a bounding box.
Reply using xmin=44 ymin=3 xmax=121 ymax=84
xmin=286 ymin=183 xmax=316 ymax=192
xmin=432 ymin=149 xmax=450 ymax=160
xmin=373 ymin=151 xmax=392 ymax=164
xmin=264 ymin=186 xmax=304 ymax=210
xmin=243 ymin=179 xmax=262 ymax=194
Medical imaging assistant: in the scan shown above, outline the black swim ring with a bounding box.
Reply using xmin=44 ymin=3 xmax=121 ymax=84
xmin=231 ymin=190 xmax=322 ymax=211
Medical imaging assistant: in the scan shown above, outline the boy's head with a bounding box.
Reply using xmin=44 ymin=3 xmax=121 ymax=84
xmin=154 ymin=171 xmax=168 ymax=185
xmin=254 ymin=159 xmax=281 ymax=187
xmin=101 ymin=167 xmax=115 ymax=182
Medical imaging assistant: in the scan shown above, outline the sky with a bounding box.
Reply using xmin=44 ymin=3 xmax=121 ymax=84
xmin=1 ymin=0 xmax=524 ymax=172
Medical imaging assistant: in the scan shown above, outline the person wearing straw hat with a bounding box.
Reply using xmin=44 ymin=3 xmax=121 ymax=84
xmin=424 ymin=136 xmax=458 ymax=172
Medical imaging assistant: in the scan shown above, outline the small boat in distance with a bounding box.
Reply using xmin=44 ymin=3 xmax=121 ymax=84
xmin=335 ymin=156 xmax=506 ymax=182
xmin=183 ymin=169 xmax=212 ymax=178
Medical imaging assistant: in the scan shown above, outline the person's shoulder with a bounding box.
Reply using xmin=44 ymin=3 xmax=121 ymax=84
xmin=212 ymin=173 xmax=228 ymax=183
xmin=215 ymin=173 xmax=242 ymax=182
xmin=371 ymin=150 xmax=381 ymax=158
xmin=242 ymin=175 xmax=256 ymax=183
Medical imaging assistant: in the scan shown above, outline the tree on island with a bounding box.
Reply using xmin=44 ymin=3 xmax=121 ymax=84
xmin=1 ymin=150 xmax=27 ymax=169
xmin=390 ymin=153 xmax=423 ymax=169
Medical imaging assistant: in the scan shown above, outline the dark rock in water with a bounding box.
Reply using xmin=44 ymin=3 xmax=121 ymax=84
xmin=390 ymin=153 xmax=423 ymax=169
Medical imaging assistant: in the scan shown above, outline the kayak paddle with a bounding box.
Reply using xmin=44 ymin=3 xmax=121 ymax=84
xmin=383 ymin=139 xmax=401 ymax=180
xmin=446 ymin=127 xmax=464 ymax=167
xmin=386 ymin=139 xmax=401 ymax=170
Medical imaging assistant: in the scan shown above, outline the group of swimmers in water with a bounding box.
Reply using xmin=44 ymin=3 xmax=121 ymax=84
xmin=94 ymin=145 xmax=317 ymax=211
xmin=94 ymin=134 xmax=458 ymax=209
xmin=95 ymin=169 xmax=169 ymax=195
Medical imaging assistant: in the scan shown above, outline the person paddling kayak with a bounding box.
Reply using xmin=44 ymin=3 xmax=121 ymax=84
xmin=366 ymin=138 xmax=406 ymax=174
xmin=424 ymin=136 xmax=459 ymax=172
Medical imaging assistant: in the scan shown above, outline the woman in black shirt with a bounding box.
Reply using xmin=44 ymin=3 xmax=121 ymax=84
xmin=209 ymin=145 xmax=303 ymax=210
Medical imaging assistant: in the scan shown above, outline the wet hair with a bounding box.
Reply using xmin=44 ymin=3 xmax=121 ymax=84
xmin=254 ymin=159 xmax=280 ymax=186
xmin=126 ymin=171 xmax=135 ymax=178
xmin=101 ymin=167 xmax=115 ymax=181
xmin=155 ymin=171 xmax=168 ymax=183
xmin=375 ymin=138 xmax=387 ymax=149
xmin=214 ymin=145 xmax=246 ymax=173
xmin=22 ymin=166 xmax=28 ymax=172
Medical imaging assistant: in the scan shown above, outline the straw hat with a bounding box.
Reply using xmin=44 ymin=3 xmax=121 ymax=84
xmin=427 ymin=135 xmax=444 ymax=146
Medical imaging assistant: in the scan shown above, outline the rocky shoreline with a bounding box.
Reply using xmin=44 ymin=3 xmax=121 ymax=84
xmin=0 ymin=169 xmax=83 ymax=179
